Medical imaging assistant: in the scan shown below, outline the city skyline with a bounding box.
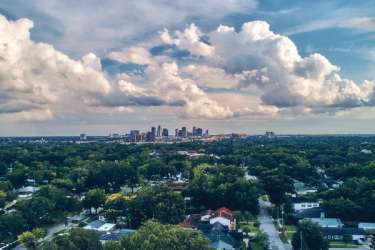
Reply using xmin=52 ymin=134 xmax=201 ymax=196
xmin=1 ymin=1 xmax=375 ymax=136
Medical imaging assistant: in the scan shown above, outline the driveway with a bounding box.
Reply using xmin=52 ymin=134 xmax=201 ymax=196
xmin=258 ymin=199 xmax=292 ymax=250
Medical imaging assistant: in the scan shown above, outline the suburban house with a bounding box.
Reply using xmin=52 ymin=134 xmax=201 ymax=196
xmin=293 ymin=180 xmax=318 ymax=195
xmin=308 ymin=218 xmax=343 ymax=228
xmin=209 ymin=207 xmax=236 ymax=230
xmin=321 ymin=228 xmax=366 ymax=244
xmin=16 ymin=186 xmax=40 ymax=196
xmin=197 ymin=222 xmax=238 ymax=250
xmin=294 ymin=207 xmax=327 ymax=220
xmin=99 ymin=229 xmax=135 ymax=243
xmin=83 ymin=220 xmax=116 ymax=233
xmin=293 ymin=202 xmax=320 ymax=213
xmin=358 ymin=223 xmax=375 ymax=234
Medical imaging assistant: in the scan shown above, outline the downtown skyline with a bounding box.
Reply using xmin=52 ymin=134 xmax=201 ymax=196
xmin=1 ymin=0 xmax=375 ymax=136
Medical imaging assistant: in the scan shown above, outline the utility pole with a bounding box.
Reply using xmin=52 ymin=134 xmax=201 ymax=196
xmin=281 ymin=204 xmax=284 ymax=228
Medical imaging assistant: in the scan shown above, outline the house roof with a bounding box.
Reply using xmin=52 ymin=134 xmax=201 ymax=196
xmin=197 ymin=222 xmax=229 ymax=234
xmin=295 ymin=207 xmax=326 ymax=219
xmin=211 ymin=239 xmax=235 ymax=250
xmin=358 ymin=223 xmax=375 ymax=229
xmin=309 ymin=218 xmax=343 ymax=227
xmin=17 ymin=186 xmax=39 ymax=193
xmin=207 ymin=230 xmax=236 ymax=248
xmin=212 ymin=207 xmax=233 ymax=220
xmin=100 ymin=229 xmax=135 ymax=241
xmin=84 ymin=220 xmax=116 ymax=232
xmin=321 ymin=227 xmax=366 ymax=236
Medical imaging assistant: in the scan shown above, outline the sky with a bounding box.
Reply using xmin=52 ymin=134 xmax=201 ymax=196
xmin=0 ymin=0 xmax=375 ymax=136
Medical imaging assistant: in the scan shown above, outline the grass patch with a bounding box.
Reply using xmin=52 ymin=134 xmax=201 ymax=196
xmin=329 ymin=241 xmax=359 ymax=248
xmin=251 ymin=242 xmax=264 ymax=250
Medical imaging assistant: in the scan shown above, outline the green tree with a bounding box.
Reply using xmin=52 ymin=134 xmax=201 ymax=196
xmin=130 ymin=185 xmax=185 ymax=226
xmin=121 ymin=220 xmax=212 ymax=250
xmin=83 ymin=189 xmax=106 ymax=214
xmin=38 ymin=228 xmax=101 ymax=250
xmin=292 ymin=220 xmax=329 ymax=250
xmin=103 ymin=241 xmax=122 ymax=250
xmin=17 ymin=197 xmax=54 ymax=226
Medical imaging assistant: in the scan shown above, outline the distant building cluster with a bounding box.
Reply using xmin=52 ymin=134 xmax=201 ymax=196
xmin=106 ymin=125 xmax=210 ymax=143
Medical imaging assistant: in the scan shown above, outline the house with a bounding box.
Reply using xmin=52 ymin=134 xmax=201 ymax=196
xmin=293 ymin=180 xmax=317 ymax=195
xmin=99 ymin=229 xmax=135 ymax=243
xmin=16 ymin=186 xmax=40 ymax=198
xmin=209 ymin=207 xmax=236 ymax=230
xmin=308 ymin=218 xmax=343 ymax=228
xmin=17 ymin=186 xmax=39 ymax=194
xmin=294 ymin=207 xmax=327 ymax=220
xmin=197 ymin=222 xmax=237 ymax=250
xmin=358 ymin=223 xmax=375 ymax=234
xmin=67 ymin=214 xmax=86 ymax=224
xmin=321 ymin=228 xmax=366 ymax=243
xmin=83 ymin=220 xmax=116 ymax=232
xmin=293 ymin=202 xmax=320 ymax=212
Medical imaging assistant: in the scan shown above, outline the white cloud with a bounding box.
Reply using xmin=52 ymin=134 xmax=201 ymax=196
xmin=160 ymin=24 xmax=215 ymax=57
xmin=0 ymin=15 xmax=113 ymax=122
xmin=108 ymin=47 xmax=152 ymax=65
xmin=11 ymin=0 xmax=257 ymax=56
xmin=2 ymin=14 xmax=375 ymax=124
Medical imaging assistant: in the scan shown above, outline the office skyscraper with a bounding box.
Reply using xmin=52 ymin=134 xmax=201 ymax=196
xmin=162 ymin=128 xmax=169 ymax=137
xmin=157 ymin=125 xmax=162 ymax=137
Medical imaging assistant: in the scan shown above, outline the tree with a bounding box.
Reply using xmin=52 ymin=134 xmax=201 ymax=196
xmin=292 ymin=220 xmax=329 ymax=250
xmin=0 ymin=190 xmax=6 ymax=208
xmin=254 ymin=231 xmax=269 ymax=249
xmin=0 ymin=213 xmax=27 ymax=242
xmin=18 ymin=228 xmax=46 ymax=249
xmin=260 ymin=170 xmax=294 ymax=206
xmin=129 ymin=185 xmax=185 ymax=226
xmin=103 ymin=241 xmax=122 ymax=250
xmin=184 ymin=164 xmax=259 ymax=214
xmin=83 ymin=189 xmax=106 ymax=214
xmin=121 ymin=220 xmax=212 ymax=250
xmin=17 ymin=197 xmax=54 ymax=226
xmin=38 ymin=228 xmax=102 ymax=250
xmin=343 ymin=235 xmax=352 ymax=246
xmin=69 ymin=228 xmax=102 ymax=250
xmin=18 ymin=231 xmax=37 ymax=249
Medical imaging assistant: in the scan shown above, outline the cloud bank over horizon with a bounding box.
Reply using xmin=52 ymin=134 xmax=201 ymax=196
xmin=1 ymin=14 xmax=374 ymax=127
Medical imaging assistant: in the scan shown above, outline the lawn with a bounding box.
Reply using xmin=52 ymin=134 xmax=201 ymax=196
xmin=239 ymin=220 xmax=261 ymax=235
xmin=329 ymin=241 xmax=359 ymax=248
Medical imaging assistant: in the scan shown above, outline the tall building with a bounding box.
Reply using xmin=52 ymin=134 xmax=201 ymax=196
xmin=175 ymin=129 xmax=179 ymax=137
xmin=192 ymin=126 xmax=197 ymax=136
xmin=80 ymin=133 xmax=87 ymax=141
xmin=151 ymin=127 xmax=156 ymax=141
xmin=196 ymin=128 xmax=203 ymax=137
xmin=181 ymin=127 xmax=187 ymax=137
xmin=162 ymin=128 xmax=169 ymax=137
xmin=130 ymin=130 xmax=140 ymax=142
xmin=157 ymin=125 xmax=162 ymax=137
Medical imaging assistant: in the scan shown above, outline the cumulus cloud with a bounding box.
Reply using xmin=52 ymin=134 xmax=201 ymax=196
xmin=1 ymin=0 xmax=257 ymax=55
xmin=160 ymin=24 xmax=215 ymax=57
xmin=2 ymin=14 xmax=375 ymax=124
xmin=0 ymin=15 xmax=235 ymax=121
xmin=108 ymin=47 xmax=152 ymax=65
xmin=0 ymin=15 xmax=113 ymax=121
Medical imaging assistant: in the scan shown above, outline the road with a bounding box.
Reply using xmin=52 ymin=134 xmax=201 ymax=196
xmin=258 ymin=199 xmax=292 ymax=250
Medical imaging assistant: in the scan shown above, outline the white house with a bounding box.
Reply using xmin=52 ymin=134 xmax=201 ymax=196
xmin=293 ymin=202 xmax=320 ymax=212
xmin=84 ymin=220 xmax=116 ymax=232
xmin=308 ymin=218 xmax=343 ymax=228
xmin=358 ymin=223 xmax=375 ymax=233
